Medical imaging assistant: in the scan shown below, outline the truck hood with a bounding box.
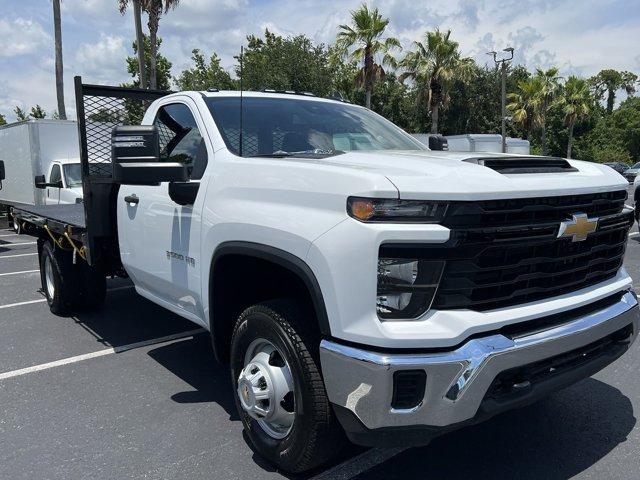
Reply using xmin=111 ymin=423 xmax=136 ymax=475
xmin=311 ymin=150 xmax=628 ymax=200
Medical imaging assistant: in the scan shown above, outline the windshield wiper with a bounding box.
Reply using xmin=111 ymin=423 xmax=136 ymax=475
xmin=248 ymin=149 xmax=344 ymax=158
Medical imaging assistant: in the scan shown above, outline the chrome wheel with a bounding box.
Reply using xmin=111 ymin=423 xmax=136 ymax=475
xmin=44 ymin=255 xmax=55 ymax=299
xmin=13 ymin=217 xmax=20 ymax=233
xmin=237 ymin=339 xmax=295 ymax=439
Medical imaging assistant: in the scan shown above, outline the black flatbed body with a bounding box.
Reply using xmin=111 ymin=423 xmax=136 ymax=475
xmin=12 ymin=202 xmax=86 ymax=240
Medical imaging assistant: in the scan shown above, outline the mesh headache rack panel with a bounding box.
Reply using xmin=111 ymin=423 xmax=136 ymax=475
xmin=74 ymin=76 xmax=171 ymax=263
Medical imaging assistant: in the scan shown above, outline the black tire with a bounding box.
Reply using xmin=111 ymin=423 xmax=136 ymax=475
xmin=39 ymin=241 xmax=78 ymax=315
xmin=77 ymin=262 xmax=106 ymax=311
xmin=230 ymin=300 xmax=345 ymax=473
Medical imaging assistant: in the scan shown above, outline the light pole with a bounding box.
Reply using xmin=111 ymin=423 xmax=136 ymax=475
xmin=487 ymin=47 xmax=514 ymax=153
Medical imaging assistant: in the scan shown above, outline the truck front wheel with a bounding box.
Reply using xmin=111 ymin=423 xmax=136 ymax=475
xmin=230 ymin=300 xmax=344 ymax=473
xmin=40 ymin=241 xmax=77 ymax=315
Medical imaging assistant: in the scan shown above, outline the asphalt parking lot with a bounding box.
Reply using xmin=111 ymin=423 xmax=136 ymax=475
xmin=1 ymin=189 xmax=640 ymax=479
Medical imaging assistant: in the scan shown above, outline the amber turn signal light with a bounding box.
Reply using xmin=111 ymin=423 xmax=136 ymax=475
xmin=350 ymin=199 xmax=375 ymax=221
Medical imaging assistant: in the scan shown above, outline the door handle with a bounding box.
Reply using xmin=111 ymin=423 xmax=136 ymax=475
xmin=124 ymin=194 xmax=139 ymax=205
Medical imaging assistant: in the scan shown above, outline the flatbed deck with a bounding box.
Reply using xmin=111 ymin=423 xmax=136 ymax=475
xmin=12 ymin=203 xmax=86 ymax=229
xmin=12 ymin=203 xmax=86 ymax=241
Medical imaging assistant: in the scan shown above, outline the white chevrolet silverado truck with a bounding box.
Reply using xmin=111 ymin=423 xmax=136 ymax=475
xmin=12 ymin=78 xmax=639 ymax=473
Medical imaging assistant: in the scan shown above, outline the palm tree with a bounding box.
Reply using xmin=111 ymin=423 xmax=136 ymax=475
xmin=52 ymin=0 xmax=66 ymax=119
xmin=507 ymin=77 xmax=543 ymax=139
xmin=398 ymin=29 xmax=474 ymax=134
xmin=590 ymin=69 xmax=638 ymax=114
xmin=336 ymin=4 xmax=400 ymax=109
xmin=535 ymin=67 xmax=561 ymax=155
xmin=561 ymin=76 xmax=591 ymax=159
xmin=118 ymin=0 xmax=147 ymax=88
xmin=141 ymin=0 xmax=179 ymax=90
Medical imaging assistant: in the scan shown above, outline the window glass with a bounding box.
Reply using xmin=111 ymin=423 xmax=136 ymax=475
xmin=49 ymin=164 xmax=62 ymax=184
xmin=205 ymin=96 xmax=425 ymax=157
xmin=154 ymin=103 xmax=208 ymax=179
xmin=63 ymin=164 xmax=82 ymax=187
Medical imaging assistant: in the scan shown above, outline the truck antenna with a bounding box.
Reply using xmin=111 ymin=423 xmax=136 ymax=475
xmin=239 ymin=45 xmax=244 ymax=158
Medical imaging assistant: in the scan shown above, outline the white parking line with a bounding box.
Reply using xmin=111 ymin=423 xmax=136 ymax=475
xmin=0 ymin=241 xmax=37 ymax=247
xmin=0 ymin=253 xmax=38 ymax=259
xmin=0 ymin=286 xmax=134 ymax=310
xmin=0 ymin=298 xmax=46 ymax=310
xmin=0 ymin=269 xmax=39 ymax=277
xmin=0 ymin=328 xmax=205 ymax=381
xmin=0 ymin=234 xmax=20 ymax=238
xmin=311 ymin=447 xmax=408 ymax=480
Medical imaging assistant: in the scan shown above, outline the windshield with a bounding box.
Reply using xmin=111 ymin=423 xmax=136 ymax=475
xmin=205 ymin=96 xmax=426 ymax=157
xmin=633 ymin=163 xmax=640 ymax=169
xmin=63 ymin=163 xmax=82 ymax=187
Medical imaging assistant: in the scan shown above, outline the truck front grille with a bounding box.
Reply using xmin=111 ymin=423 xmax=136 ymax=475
xmin=380 ymin=190 xmax=632 ymax=311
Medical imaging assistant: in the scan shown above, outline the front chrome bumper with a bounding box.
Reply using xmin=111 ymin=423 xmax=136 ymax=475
xmin=320 ymin=291 xmax=639 ymax=431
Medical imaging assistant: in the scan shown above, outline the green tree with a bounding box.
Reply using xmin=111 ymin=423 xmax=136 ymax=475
xmin=441 ymin=63 xmax=530 ymax=136
xmin=335 ymin=4 xmax=401 ymax=109
xmin=507 ymin=77 xmax=543 ymax=139
xmin=140 ymin=0 xmax=179 ymax=89
xmin=122 ymin=35 xmax=172 ymax=123
xmin=399 ymin=29 xmax=474 ymax=134
xmin=327 ymin=44 xmax=360 ymax=102
xmin=0 ymin=113 xmax=6 ymax=126
xmin=118 ymin=0 xmax=147 ymax=89
xmin=535 ymin=67 xmax=562 ymax=155
xmin=240 ymin=30 xmax=333 ymax=96
xmin=175 ymin=49 xmax=236 ymax=91
xmin=126 ymin=34 xmax=172 ymax=90
xmin=14 ymin=107 xmax=29 ymax=121
xmin=574 ymin=97 xmax=640 ymax=163
xmin=560 ymin=76 xmax=592 ymax=158
xmin=590 ymin=69 xmax=638 ymax=114
xmin=30 ymin=105 xmax=46 ymax=119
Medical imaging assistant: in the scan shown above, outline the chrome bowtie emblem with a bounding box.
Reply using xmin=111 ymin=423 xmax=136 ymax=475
xmin=557 ymin=213 xmax=598 ymax=242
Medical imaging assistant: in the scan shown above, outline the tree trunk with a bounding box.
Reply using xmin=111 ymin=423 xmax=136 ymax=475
xmin=52 ymin=0 xmax=66 ymax=120
xmin=148 ymin=7 xmax=159 ymax=90
xmin=133 ymin=0 xmax=147 ymax=89
xmin=541 ymin=117 xmax=547 ymax=155
xmin=430 ymin=104 xmax=439 ymax=134
xmin=567 ymin=121 xmax=574 ymax=159
xmin=364 ymin=49 xmax=373 ymax=109
xmin=606 ymin=88 xmax=615 ymax=114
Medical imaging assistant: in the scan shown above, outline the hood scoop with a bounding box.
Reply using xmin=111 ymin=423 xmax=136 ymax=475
xmin=464 ymin=156 xmax=578 ymax=174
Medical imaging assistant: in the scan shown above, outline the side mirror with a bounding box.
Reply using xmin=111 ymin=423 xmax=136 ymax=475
xmin=112 ymin=125 xmax=187 ymax=185
xmin=428 ymin=135 xmax=448 ymax=151
xmin=0 ymin=160 xmax=5 ymax=182
xmin=34 ymin=175 xmax=63 ymax=189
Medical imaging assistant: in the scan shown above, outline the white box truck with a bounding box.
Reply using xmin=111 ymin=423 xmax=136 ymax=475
xmin=444 ymin=133 xmax=531 ymax=154
xmin=0 ymin=119 xmax=83 ymax=231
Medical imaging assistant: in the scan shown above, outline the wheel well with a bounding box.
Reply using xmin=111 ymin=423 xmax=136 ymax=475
xmin=209 ymin=246 xmax=330 ymax=363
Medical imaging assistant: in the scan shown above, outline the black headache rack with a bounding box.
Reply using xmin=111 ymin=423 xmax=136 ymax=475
xmin=13 ymin=77 xmax=170 ymax=268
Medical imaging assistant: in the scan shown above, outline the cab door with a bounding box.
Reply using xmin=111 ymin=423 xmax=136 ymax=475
xmin=117 ymin=100 xmax=210 ymax=324
xmin=45 ymin=163 xmax=62 ymax=205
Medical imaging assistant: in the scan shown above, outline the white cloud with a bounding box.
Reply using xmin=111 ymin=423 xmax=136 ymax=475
xmin=0 ymin=18 xmax=50 ymax=58
xmin=1 ymin=0 xmax=639 ymax=120
xmin=74 ymin=34 xmax=129 ymax=84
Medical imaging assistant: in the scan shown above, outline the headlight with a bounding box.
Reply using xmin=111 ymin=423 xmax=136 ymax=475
xmin=347 ymin=197 xmax=448 ymax=223
xmin=377 ymin=258 xmax=445 ymax=319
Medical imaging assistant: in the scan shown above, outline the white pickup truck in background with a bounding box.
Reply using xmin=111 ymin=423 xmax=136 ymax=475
xmin=11 ymin=79 xmax=639 ymax=473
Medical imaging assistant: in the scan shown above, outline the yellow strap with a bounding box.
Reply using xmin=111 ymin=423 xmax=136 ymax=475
xmin=63 ymin=232 xmax=87 ymax=261
xmin=44 ymin=224 xmax=70 ymax=250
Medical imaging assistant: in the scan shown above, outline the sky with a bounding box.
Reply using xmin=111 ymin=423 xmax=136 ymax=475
xmin=0 ymin=0 xmax=638 ymax=121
